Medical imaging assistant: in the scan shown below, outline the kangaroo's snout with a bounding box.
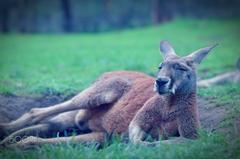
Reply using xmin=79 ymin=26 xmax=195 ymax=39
xmin=154 ymin=76 xmax=171 ymax=94
xmin=156 ymin=77 xmax=170 ymax=87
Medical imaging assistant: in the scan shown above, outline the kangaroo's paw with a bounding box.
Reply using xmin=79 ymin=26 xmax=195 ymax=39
xmin=29 ymin=108 xmax=50 ymax=123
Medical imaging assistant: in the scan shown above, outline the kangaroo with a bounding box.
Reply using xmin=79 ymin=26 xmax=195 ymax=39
xmin=0 ymin=41 xmax=217 ymax=148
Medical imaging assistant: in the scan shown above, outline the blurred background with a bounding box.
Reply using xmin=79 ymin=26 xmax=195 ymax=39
xmin=0 ymin=0 xmax=240 ymax=33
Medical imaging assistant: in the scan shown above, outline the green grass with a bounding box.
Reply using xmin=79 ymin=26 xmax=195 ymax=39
xmin=0 ymin=133 xmax=239 ymax=159
xmin=0 ymin=19 xmax=240 ymax=159
xmin=0 ymin=19 xmax=240 ymax=95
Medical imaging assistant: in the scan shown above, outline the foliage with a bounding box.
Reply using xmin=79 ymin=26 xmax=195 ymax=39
xmin=0 ymin=132 xmax=239 ymax=159
xmin=0 ymin=19 xmax=240 ymax=95
xmin=1 ymin=0 xmax=240 ymax=33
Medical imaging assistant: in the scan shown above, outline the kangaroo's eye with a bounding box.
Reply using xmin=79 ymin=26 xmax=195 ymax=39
xmin=178 ymin=67 xmax=187 ymax=71
xmin=175 ymin=64 xmax=188 ymax=71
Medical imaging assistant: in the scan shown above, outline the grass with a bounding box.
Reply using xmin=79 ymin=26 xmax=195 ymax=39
xmin=0 ymin=133 xmax=239 ymax=159
xmin=0 ymin=19 xmax=240 ymax=158
xmin=0 ymin=19 xmax=240 ymax=95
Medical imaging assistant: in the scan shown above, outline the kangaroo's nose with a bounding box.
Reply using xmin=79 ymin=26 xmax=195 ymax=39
xmin=156 ymin=77 xmax=170 ymax=86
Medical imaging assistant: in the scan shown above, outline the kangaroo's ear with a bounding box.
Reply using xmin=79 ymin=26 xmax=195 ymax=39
xmin=186 ymin=44 xmax=218 ymax=65
xmin=160 ymin=40 xmax=177 ymax=60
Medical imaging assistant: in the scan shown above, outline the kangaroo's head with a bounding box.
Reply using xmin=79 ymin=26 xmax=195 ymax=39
xmin=154 ymin=40 xmax=217 ymax=95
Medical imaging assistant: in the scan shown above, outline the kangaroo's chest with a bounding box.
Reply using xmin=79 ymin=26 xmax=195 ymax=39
xmin=88 ymin=78 xmax=156 ymax=133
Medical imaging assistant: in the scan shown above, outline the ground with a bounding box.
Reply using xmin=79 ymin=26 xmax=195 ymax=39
xmin=0 ymin=19 xmax=240 ymax=159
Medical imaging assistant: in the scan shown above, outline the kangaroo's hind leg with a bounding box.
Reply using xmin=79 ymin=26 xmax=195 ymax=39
xmin=0 ymin=100 xmax=74 ymax=138
xmin=39 ymin=77 xmax=130 ymax=116
xmin=0 ymin=124 xmax=50 ymax=146
xmin=1 ymin=110 xmax=79 ymax=146
xmin=0 ymin=77 xmax=130 ymax=137
xmin=9 ymin=132 xmax=105 ymax=149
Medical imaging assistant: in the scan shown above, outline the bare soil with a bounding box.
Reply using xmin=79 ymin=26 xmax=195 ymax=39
xmin=0 ymin=93 xmax=73 ymax=123
xmin=0 ymin=93 xmax=232 ymax=134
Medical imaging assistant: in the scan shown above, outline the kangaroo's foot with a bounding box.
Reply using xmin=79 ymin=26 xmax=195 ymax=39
xmin=7 ymin=132 xmax=105 ymax=149
xmin=0 ymin=124 xmax=50 ymax=146
xmin=1 ymin=110 xmax=79 ymax=145
xmin=0 ymin=99 xmax=73 ymax=137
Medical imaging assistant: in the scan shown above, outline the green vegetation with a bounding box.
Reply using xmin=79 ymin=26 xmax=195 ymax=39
xmin=0 ymin=19 xmax=240 ymax=159
xmin=0 ymin=19 xmax=239 ymax=95
xmin=0 ymin=133 xmax=239 ymax=159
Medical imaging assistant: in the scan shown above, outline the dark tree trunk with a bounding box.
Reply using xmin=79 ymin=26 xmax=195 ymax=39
xmin=0 ymin=8 xmax=9 ymax=33
xmin=0 ymin=1 xmax=12 ymax=33
xmin=151 ymin=0 xmax=173 ymax=24
xmin=61 ymin=0 xmax=73 ymax=32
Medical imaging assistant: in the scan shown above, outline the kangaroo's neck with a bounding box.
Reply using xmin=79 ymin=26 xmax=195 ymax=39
xmin=170 ymin=92 xmax=196 ymax=108
xmin=167 ymin=91 xmax=200 ymax=138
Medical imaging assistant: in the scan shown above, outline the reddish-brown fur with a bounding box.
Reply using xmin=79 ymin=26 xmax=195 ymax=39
xmin=88 ymin=71 xmax=156 ymax=133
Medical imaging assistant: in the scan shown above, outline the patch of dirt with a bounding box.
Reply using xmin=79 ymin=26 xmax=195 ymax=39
xmin=0 ymin=93 xmax=231 ymax=134
xmin=0 ymin=93 xmax=73 ymax=123
xmin=197 ymin=98 xmax=228 ymax=133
